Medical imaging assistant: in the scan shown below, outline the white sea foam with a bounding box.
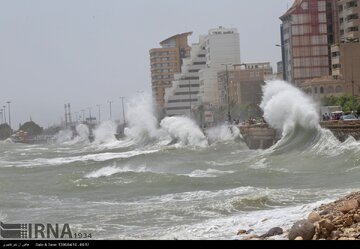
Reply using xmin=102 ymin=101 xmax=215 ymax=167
xmin=160 ymin=116 xmax=208 ymax=147
xmin=184 ymin=169 xmax=235 ymax=178
xmin=85 ymin=165 xmax=149 ymax=178
xmin=8 ymin=150 xmax=159 ymax=168
xmin=206 ymin=125 xmax=241 ymax=144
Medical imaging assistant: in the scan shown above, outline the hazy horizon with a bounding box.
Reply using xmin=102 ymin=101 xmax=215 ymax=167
xmin=0 ymin=0 xmax=292 ymax=128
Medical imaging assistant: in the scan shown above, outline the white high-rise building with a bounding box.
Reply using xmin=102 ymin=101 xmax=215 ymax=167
xmin=199 ymin=27 xmax=241 ymax=107
xmin=165 ymin=38 xmax=207 ymax=116
xmin=165 ymin=27 xmax=241 ymax=117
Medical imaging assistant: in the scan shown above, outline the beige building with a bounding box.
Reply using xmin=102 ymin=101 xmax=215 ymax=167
xmin=218 ymin=62 xmax=273 ymax=107
xmin=331 ymin=0 xmax=360 ymax=96
xmin=149 ymin=32 xmax=192 ymax=108
xmin=301 ymin=76 xmax=347 ymax=99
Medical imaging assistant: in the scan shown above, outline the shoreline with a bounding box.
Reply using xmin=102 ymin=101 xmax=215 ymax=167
xmin=237 ymin=191 xmax=360 ymax=240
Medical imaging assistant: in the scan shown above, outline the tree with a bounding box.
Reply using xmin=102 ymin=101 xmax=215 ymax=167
xmin=322 ymin=95 xmax=360 ymax=114
xmin=19 ymin=121 xmax=43 ymax=136
xmin=0 ymin=124 xmax=12 ymax=140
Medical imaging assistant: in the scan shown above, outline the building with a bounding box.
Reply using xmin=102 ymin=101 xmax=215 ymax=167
xmin=199 ymin=27 xmax=241 ymax=108
xmin=165 ymin=39 xmax=207 ymax=116
xmin=149 ymin=32 xmax=192 ymax=109
xmin=218 ymin=62 xmax=273 ymax=108
xmin=301 ymin=75 xmax=347 ymax=99
xmin=331 ymin=0 xmax=360 ymax=96
xmin=280 ymin=0 xmax=335 ymax=85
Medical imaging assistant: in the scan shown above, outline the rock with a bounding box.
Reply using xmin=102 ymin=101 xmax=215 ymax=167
xmin=344 ymin=216 xmax=353 ymax=226
xmin=308 ymin=212 xmax=321 ymax=223
xmin=338 ymin=200 xmax=359 ymax=214
xmin=294 ymin=236 xmax=303 ymax=240
xmin=243 ymin=235 xmax=259 ymax=240
xmin=259 ymin=227 xmax=283 ymax=238
xmin=319 ymin=219 xmax=335 ymax=232
xmin=320 ymin=210 xmax=330 ymax=216
xmin=288 ymin=220 xmax=315 ymax=240
xmin=354 ymin=214 xmax=360 ymax=223
xmin=237 ymin=229 xmax=247 ymax=235
xmin=331 ymin=230 xmax=341 ymax=240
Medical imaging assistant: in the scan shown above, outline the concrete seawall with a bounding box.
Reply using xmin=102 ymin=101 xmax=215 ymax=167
xmin=238 ymin=121 xmax=360 ymax=150
xmin=320 ymin=121 xmax=360 ymax=142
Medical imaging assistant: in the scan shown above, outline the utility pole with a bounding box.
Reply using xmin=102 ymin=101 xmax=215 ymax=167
xmin=97 ymin=105 xmax=102 ymax=124
xmin=3 ymin=106 xmax=6 ymax=124
xmin=188 ymin=79 xmax=192 ymax=118
xmin=221 ymin=64 xmax=232 ymax=122
xmin=68 ymin=103 xmax=72 ymax=125
xmin=64 ymin=104 xmax=68 ymax=127
xmin=81 ymin=110 xmax=85 ymax=123
xmin=120 ymin=97 xmax=126 ymax=125
xmin=7 ymin=101 xmax=11 ymax=129
xmin=0 ymin=109 xmax=3 ymax=124
xmin=108 ymin=101 xmax=113 ymax=120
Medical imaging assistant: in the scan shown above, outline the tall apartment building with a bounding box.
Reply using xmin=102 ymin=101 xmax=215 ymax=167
xmin=149 ymin=32 xmax=192 ymax=109
xmin=199 ymin=27 xmax=241 ymax=107
xmin=280 ymin=0 xmax=335 ymax=85
xmin=331 ymin=0 xmax=360 ymax=94
xmin=165 ymin=39 xmax=207 ymax=116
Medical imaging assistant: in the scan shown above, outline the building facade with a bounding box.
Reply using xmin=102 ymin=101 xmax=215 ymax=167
xmin=165 ymin=39 xmax=207 ymax=117
xmin=218 ymin=62 xmax=273 ymax=108
xmin=149 ymin=32 xmax=192 ymax=109
xmin=331 ymin=0 xmax=360 ymax=96
xmin=280 ymin=0 xmax=335 ymax=85
xmin=199 ymin=27 xmax=241 ymax=108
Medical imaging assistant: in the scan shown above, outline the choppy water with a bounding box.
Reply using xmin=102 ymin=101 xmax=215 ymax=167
xmin=1 ymin=81 xmax=359 ymax=240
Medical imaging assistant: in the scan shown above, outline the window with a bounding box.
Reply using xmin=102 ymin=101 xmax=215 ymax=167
xmin=320 ymin=87 xmax=324 ymax=94
xmin=336 ymin=86 xmax=343 ymax=93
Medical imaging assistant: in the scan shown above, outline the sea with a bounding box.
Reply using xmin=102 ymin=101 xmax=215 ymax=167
xmin=1 ymin=80 xmax=359 ymax=240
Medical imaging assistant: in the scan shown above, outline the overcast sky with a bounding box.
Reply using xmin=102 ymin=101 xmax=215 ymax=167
xmin=0 ymin=0 xmax=292 ymax=128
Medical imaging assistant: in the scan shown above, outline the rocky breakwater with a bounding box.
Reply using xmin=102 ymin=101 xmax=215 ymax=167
xmin=236 ymin=192 xmax=360 ymax=240
xmin=289 ymin=192 xmax=360 ymax=240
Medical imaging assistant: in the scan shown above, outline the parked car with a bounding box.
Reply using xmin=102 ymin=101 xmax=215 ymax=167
xmin=341 ymin=114 xmax=358 ymax=121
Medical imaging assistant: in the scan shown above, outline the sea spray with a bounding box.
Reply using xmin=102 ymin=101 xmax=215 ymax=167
xmin=160 ymin=116 xmax=208 ymax=147
xmin=76 ymin=124 xmax=90 ymax=140
xmin=260 ymin=80 xmax=320 ymax=134
xmin=93 ymin=121 xmax=118 ymax=144
xmin=206 ymin=125 xmax=241 ymax=144
xmin=55 ymin=129 xmax=74 ymax=143
xmin=124 ymin=94 xmax=165 ymax=143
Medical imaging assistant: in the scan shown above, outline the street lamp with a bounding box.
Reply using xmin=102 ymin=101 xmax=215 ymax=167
xmin=276 ymin=44 xmax=287 ymax=81
xmin=3 ymin=106 xmax=6 ymax=124
xmin=221 ymin=63 xmax=232 ymax=122
xmin=188 ymin=79 xmax=192 ymax=117
xmin=108 ymin=101 xmax=113 ymax=120
xmin=96 ymin=105 xmax=102 ymax=124
xmin=7 ymin=101 xmax=11 ymax=129
xmin=120 ymin=97 xmax=126 ymax=125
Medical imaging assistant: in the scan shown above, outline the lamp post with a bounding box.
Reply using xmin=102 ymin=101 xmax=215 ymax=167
xmin=97 ymin=105 xmax=102 ymax=124
xmin=120 ymin=97 xmax=126 ymax=125
xmin=6 ymin=101 xmax=11 ymax=129
xmin=276 ymin=44 xmax=287 ymax=81
xmin=188 ymin=79 xmax=192 ymax=117
xmin=3 ymin=106 xmax=6 ymax=124
xmin=108 ymin=101 xmax=113 ymax=120
xmin=221 ymin=64 xmax=232 ymax=122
